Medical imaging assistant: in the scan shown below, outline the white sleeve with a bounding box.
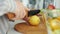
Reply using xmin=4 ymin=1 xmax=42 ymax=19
xmin=6 ymin=0 xmax=16 ymax=12
xmin=0 ymin=0 xmax=16 ymax=16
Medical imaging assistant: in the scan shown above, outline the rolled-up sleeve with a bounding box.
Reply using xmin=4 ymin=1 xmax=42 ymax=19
xmin=0 ymin=0 xmax=16 ymax=16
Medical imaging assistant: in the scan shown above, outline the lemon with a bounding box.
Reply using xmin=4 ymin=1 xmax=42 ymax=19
xmin=29 ymin=15 xmax=40 ymax=26
xmin=49 ymin=19 xmax=60 ymax=30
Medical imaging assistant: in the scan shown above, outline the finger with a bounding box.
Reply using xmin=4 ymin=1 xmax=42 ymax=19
xmin=23 ymin=5 xmax=30 ymax=17
xmin=11 ymin=17 xmax=21 ymax=20
xmin=24 ymin=7 xmax=30 ymax=11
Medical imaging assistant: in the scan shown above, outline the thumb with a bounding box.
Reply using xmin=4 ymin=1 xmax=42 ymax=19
xmin=11 ymin=17 xmax=21 ymax=20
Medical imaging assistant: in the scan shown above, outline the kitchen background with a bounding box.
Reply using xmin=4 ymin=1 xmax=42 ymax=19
xmin=20 ymin=0 xmax=60 ymax=9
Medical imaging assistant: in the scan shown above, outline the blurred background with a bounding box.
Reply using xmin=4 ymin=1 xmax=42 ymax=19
xmin=20 ymin=0 xmax=60 ymax=9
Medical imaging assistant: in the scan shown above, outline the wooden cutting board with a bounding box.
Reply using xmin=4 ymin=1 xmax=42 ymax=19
xmin=14 ymin=22 xmax=47 ymax=34
xmin=14 ymin=15 xmax=47 ymax=34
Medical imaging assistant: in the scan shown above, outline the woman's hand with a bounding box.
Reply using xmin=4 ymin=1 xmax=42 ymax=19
xmin=12 ymin=1 xmax=30 ymax=20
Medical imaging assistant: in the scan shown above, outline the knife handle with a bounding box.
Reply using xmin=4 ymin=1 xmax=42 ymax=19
xmin=28 ymin=10 xmax=40 ymax=17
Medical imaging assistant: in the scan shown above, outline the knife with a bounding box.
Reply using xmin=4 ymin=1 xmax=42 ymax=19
xmin=9 ymin=10 xmax=41 ymax=22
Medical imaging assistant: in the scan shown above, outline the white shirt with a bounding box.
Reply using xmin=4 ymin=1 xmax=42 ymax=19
xmin=0 ymin=0 xmax=16 ymax=34
xmin=0 ymin=0 xmax=16 ymax=16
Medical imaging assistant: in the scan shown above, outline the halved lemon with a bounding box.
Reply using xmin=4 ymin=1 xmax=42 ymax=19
xmin=49 ymin=19 xmax=60 ymax=30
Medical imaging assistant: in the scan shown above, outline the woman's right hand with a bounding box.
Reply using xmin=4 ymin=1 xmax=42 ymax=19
xmin=12 ymin=1 xmax=30 ymax=20
xmin=6 ymin=0 xmax=30 ymax=21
